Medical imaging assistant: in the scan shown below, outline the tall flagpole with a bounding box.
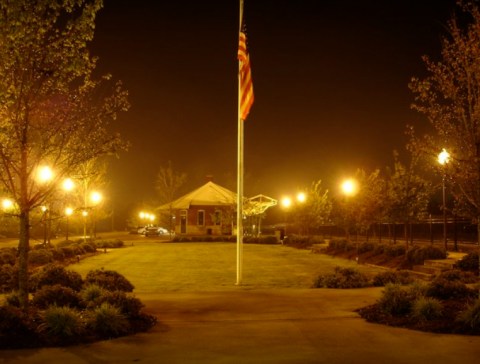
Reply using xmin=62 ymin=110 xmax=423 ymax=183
xmin=236 ymin=0 xmax=244 ymax=285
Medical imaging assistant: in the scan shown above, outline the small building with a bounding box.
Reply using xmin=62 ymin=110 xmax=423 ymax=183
xmin=161 ymin=181 xmax=237 ymax=236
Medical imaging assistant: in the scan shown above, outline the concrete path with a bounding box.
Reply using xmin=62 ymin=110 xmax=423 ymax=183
xmin=1 ymin=287 xmax=480 ymax=363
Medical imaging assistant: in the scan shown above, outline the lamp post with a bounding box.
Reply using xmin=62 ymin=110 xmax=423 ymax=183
xmin=41 ymin=205 xmax=48 ymax=245
xmin=82 ymin=210 xmax=88 ymax=242
xmin=280 ymin=197 xmax=292 ymax=242
xmin=90 ymin=191 xmax=102 ymax=238
xmin=65 ymin=207 xmax=73 ymax=240
xmin=341 ymin=178 xmax=358 ymax=260
xmin=438 ymin=148 xmax=450 ymax=251
xmin=36 ymin=166 xmax=54 ymax=245
xmin=280 ymin=192 xmax=307 ymax=240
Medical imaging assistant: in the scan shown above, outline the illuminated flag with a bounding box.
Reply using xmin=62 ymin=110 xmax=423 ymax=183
xmin=238 ymin=30 xmax=254 ymax=120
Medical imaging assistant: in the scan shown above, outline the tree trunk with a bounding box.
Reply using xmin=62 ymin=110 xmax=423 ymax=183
xmin=477 ymin=218 xmax=480 ymax=298
xmin=18 ymin=210 xmax=30 ymax=310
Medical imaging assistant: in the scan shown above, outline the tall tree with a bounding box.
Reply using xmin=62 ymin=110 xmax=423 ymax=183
xmin=155 ymin=161 xmax=187 ymax=235
xmin=409 ymin=0 xmax=480 ymax=284
xmin=331 ymin=169 xmax=385 ymax=241
xmin=292 ymin=180 xmax=331 ymax=235
xmin=0 ymin=0 xmax=128 ymax=309
xmin=384 ymin=153 xmax=432 ymax=247
xmin=354 ymin=169 xmax=386 ymax=240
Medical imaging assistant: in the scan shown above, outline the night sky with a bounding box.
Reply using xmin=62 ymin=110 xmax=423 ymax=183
xmin=90 ymin=0 xmax=457 ymax=213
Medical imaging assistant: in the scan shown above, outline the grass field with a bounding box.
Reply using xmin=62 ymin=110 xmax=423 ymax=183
xmin=69 ymin=241 xmax=385 ymax=294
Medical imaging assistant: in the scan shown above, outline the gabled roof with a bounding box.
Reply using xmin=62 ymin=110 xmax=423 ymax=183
xmin=159 ymin=181 xmax=236 ymax=210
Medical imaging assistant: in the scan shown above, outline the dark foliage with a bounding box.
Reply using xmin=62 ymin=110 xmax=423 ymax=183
xmin=0 ymin=248 xmax=16 ymax=265
xmin=85 ymin=269 xmax=134 ymax=292
xmin=357 ymin=241 xmax=375 ymax=254
xmin=426 ymin=278 xmax=476 ymax=300
xmin=0 ymin=305 xmax=38 ymax=349
xmin=0 ymin=264 xmax=18 ymax=293
xmin=29 ymin=249 xmax=54 ymax=265
xmin=437 ymin=269 xmax=478 ymax=283
xmin=384 ymin=244 xmax=406 ymax=257
xmin=406 ymin=245 xmax=446 ymax=265
xmin=30 ymin=264 xmax=83 ymax=292
xmin=32 ymin=284 xmax=82 ymax=309
xmin=377 ymin=284 xmax=416 ymax=316
xmin=455 ymin=252 xmax=479 ymax=274
xmin=96 ymin=239 xmax=125 ymax=248
xmin=99 ymin=290 xmax=144 ymax=318
xmin=87 ymin=303 xmax=129 ymax=338
xmin=314 ymin=266 xmax=370 ymax=288
xmin=372 ymin=270 xmax=414 ymax=287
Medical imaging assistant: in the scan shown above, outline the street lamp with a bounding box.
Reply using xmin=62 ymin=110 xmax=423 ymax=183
xmin=297 ymin=192 xmax=306 ymax=203
xmin=62 ymin=178 xmax=75 ymax=192
xmin=36 ymin=166 xmax=54 ymax=184
xmin=2 ymin=198 xmax=13 ymax=211
xmin=65 ymin=207 xmax=73 ymax=240
xmin=438 ymin=148 xmax=450 ymax=251
xmin=341 ymin=179 xmax=358 ymax=196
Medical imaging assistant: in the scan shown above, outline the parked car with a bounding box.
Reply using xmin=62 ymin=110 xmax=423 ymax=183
xmin=143 ymin=226 xmax=159 ymax=237
xmin=157 ymin=227 xmax=169 ymax=235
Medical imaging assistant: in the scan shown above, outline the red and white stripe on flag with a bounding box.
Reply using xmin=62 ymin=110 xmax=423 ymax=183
xmin=238 ymin=31 xmax=254 ymax=120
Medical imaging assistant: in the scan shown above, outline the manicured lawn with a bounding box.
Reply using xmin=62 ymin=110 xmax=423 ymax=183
xmin=70 ymin=241 xmax=385 ymax=294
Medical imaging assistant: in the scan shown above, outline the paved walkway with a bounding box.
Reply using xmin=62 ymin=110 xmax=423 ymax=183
xmin=1 ymin=288 xmax=480 ymax=364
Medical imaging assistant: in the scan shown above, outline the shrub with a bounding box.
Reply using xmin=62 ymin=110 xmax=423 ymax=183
xmin=357 ymin=242 xmax=375 ymax=254
xmin=437 ymin=269 xmax=478 ymax=283
xmin=100 ymin=291 xmax=144 ymax=318
xmin=0 ymin=264 xmax=18 ymax=293
xmin=70 ymin=244 xmax=86 ymax=256
xmin=384 ymin=244 xmax=406 ymax=257
xmin=32 ymin=284 xmax=82 ymax=309
xmin=0 ymin=305 xmax=36 ymax=349
xmin=412 ymin=297 xmax=443 ymax=321
xmin=30 ymin=264 xmax=83 ymax=292
xmin=244 ymin=236 xmax=279 ymax=244
xmin=37 ymin=305 xmax=84 ymax=342
xmin=328 ymin=238 xmax=347 ymax=250
xmin=80 ymin=284 xmax=107 ymax=307
xmin=87 ymin=303 xmax=129 ymax=337
xmin=455 ymin=252 xmax=479 ymax=274
xmin=60 ymin=246 xmax=75 ymax=258
xmin=372 ymin=270 xmax=414 ymax=287
xmin=172 ymin=236 xmax=192 ymax=242
xmin=0 ymin=248 xmax=16 ymax=265
xmin=314 ymin=266 xmax=370 ymax=289
xmin=408 ymin=281 xmax=429 ymax=299
xmin=372 ymin=243 xmax=388 ymax=256
xmin=258 ymin=235 xmax=278 ymax=244
xmin=56 ymin=240 xmax=73 ymax=248
xmin=85 ymin=269 xmax=134 ymax=292
xmin=29 ymin=249 xmax=53 ymax=265
xmin=4 ymin=291 xmax=21 ymax=307
xmin=96 ymin=239 xmax=124 ymax=248
xmin=457 ymin=299 xmax=480 ymax=333
xmin=377 ymin=283 xmax=413 ymax=316
xmin=50 ymin=248 xmax=65 ymax=262
xmin=406 ymin=245 xmax=446 ymax=265
xmin=426 ymin=278 xmax=475 ymax=300
xmin=80 ymin=242 xmax=96 ymax=253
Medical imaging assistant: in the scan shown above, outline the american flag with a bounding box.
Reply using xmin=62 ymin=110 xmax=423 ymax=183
xmin=238 ymin=30 xmax=254 ymax=120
